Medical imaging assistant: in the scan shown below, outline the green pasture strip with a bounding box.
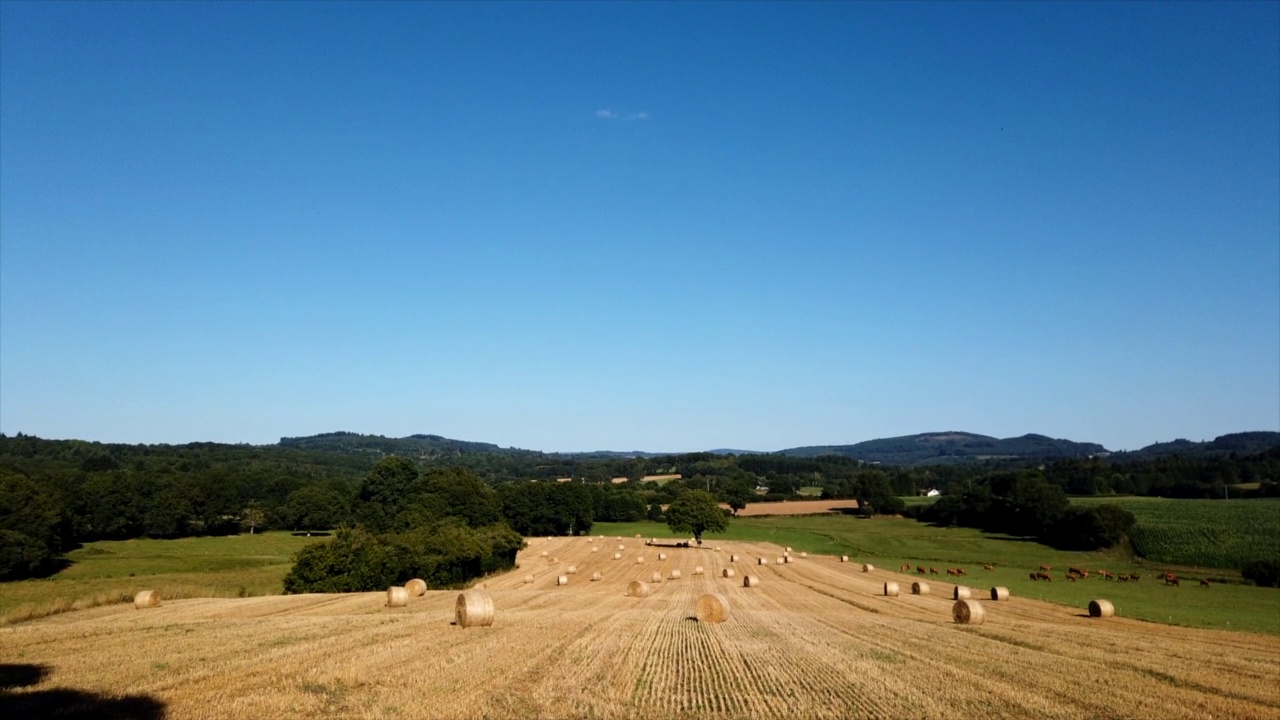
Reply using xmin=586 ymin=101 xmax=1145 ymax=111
xmin=596 ymin=517 xmax=1280 ymax=635
xmin=0 ymin=531 xmax=327 ymax=626
xmin=1070 ymin=497 xmax=1280 ymax=569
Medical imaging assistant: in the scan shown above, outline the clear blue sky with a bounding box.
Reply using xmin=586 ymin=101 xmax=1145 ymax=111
xmin=2 ymin=1 xmax=1277 ymax=452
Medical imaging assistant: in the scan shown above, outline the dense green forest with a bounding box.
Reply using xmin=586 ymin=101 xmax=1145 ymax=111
xmin=2 ymin=430 xmax=1277 ymax=580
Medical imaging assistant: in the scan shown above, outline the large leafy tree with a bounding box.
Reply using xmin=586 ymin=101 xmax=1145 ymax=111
xmin=665 ymin=490 xmax=728 ymax=544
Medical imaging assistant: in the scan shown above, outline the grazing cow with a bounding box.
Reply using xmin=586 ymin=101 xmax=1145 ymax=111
xmin=946 ymin=568 xmax=960 ymax=577
xmin=1038 ymin=572 xmax=1053 ymax=582
xmin=1129 ymin=573 xmax=1140 ymax=581
xmin=1164 ymin=573 xmax=1180 ymax=587
xmin=956 ymin=568 xmax=967 ymax=576
xmin=900 ymin=564 xmax=912 ymax=573
xmin=1200 ymin=578 xmax=1211 ymax=588
xmin=916 ymin=566 xmax=927 ymax=575
xmin=1039 ymin=564 xmax=1052 ymax=572
xmin=1097 ymin=570 xmax=1114 ymax=580
xmin=983 ymin=564 xmax=994 ymax=571
xmin=1068 ymin=566 xmax=1087 ymax=577
xmin=1066 ymin=574 xmax=1077 ymax=581
xmin=1029 ymin=572 xmax=1038 ymax=581
xmin=929 ymin=567 xmax=939 ymax=575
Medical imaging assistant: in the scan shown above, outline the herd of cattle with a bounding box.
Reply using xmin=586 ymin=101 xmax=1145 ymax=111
xmin=897 ymin=562 xmax=1210 ymax=587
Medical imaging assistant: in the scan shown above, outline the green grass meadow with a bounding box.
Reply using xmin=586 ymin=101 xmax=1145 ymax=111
xmin=598 ymin=511 xmax=1280 ymax=635
xmin=0 ymin=531 xmax=326 ymax=626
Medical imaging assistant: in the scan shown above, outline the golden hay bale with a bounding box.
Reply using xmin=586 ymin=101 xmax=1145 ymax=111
xmin=591 ymin=547 xmax=599 ymax=553
xmin=627 ymin=580 xmax=652 ymax=598
xmin=952 ymin=599 xmax=985 ymax=625
xmin=650 ymin=571 xmax=663 ymax=583
xmin=386 ymin=586 xmax=409 ymax=607
xmin=730 ymin=554 xmax=740 ymax=562
xmin=695 ymin=593 xmax=731 ymax=623
xmin=556 ymin=575 xmax=569 ymax=586
xmin=659 ymin=553 xmax=668 ymax=561
xmin=990 ymin=586 xmax=1010 ymax=601
xmin=777 ymin=557 xmax=786 ymax=565
xmin=635 ymin=533 xmax=642 ymax=538
xmin=841 ymin=555 xmax=849 ymax=563
xmin=617 ymin=544 xmax=625 ymax=551
xmin=1089 ymin=599 xmax=1115 ymax=618
xmin=455 ymin=590 xmax=495 ymax=628
xmin=799 ymin=552 xmax=808 ymax=558
xmin=405 ymin=578 xmax=427 ymax=597
xmin=883 ymin=582 xmax=900 ymax=597
xmin=523 ymin=574 xmax=535 ymax=584
xmin=714 ymin=546 xmax=721 ymax=551
xmin=566 ymin=565 xmax=578 ymax=574
xmin=743 ymin=575 xmax=760 ymax=588
xmin=758 ymin=558 xmax=769 ymax=565
xmin=862 ymin=564 xmax=875 ymax=572
xmin=722 ymin=568 xmax=737 ymax=578
xmin=953 ymin=586 xmax=972 ymax=600
xmin=133 ymin=590 xmax=161 ymax=609
xmin=540 ymin=551 xmax=548 ymax=557
xmin=670 ymin=569 xmax=682 ymax=579
xmin=590 ymin=571 xmax=603 ymax=581
xmin=912 ymin=581 xmax=930 ymax=595
xmin=693 ymin=565 xmax=704 ymax=575
xmin=786 ymin=547 xmax=792 ymax=552
xmin=636 ymin=556 xmax=645 ymax=564
xmin=613 ymin=552 xmax=622 ymax=560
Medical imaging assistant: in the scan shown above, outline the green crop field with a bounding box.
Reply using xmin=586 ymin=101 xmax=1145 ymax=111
xmin=0 ymin=531 xmax=327 ymax=626
xmin=1070 ymin=496 xmax=1280 ymax=569
xmin=598 ymin=514 xmax=1280 ymax=635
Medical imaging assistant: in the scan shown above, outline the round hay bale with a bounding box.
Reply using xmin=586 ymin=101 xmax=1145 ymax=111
xmin=841 ymin=555 xmax=849 ymax=563
xmin=133 ymin=590 xmax=161 ymax=609
xmin=695 ymin=593 xmax=731 ymax=623
xmin=635 ymin=533 xmax=642 ymax=538
xmin=883 ymin=582 xmax=900 ymax=597
xmin=669 ymin=569 xmax=682 ymax=580
xmin=386 ymin=586 xmax=409 ymax=607
xmin=659 ymin=553 xmax=668 ymax=561
xmin=636 ymin=556 xmax=645 ymax=564
xmin=455 ymin=590 xmax=495 ymax=628
xmin=862 ymin=564 xmax=875 ymax=572
xmin=952 ymin=599 xmax=985 ymax=625
xmin=556 ymin=575 xmax=569 ymax=586
xmin=540 ymin=551 xmax=548 ymax=557
xmin=613 ymin=552 xmax=622 ymax=560
xmin=617 ymin=544 xmax=625 ymax=551
xmin=523 ymin=574 xmax=535 ymax=584
xmin=781 ymin=556 xmax=790 ymax=564
xmin=567 ymin=565 xmax=578 ymax=575
xmin=799 ymin=552 xmax=807 ymax=558
xmin=591 ymin=547 xmax=599 ymax=553
xmin=990 ymin=586 xmax=1010 ymax=601
xmin=590 ymin=571 xmax=603 ymax=581
xmin=758 ymin=558 xmax=769 ymax=565
xmin=912 ymin=581 xmax=930 ymax=595
xmin=714 ymin=546 xmax=721 ymax=552
xmin=627 ymin=580 xmax=652 ymax=598
xmin=1089 ymin=599 xmax=1115 ymax=618
xmin=743 ymin=575 xmax=760 ymax=588
xmin=730 ymin=554 xmax=740 ymax=562
xmin=722 ymin=568 xmax=737 ymax=578
xmin=785 ymin=547 xmax=792 ymax=552
xmin=693 ymin=565 xmax=704 ymax=575
xmin=953 ymin=585 xmax=972 ymax=600
xmin=405 ymin=578 xmax=427 ymax=597
xmin=650 ymin=571 xmax=662 ymax=583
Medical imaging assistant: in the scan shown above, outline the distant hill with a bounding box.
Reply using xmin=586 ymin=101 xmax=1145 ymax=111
xmin=1109 ymin=431 xmax=1280 ymax=462
xmin=778 ymin=432 xmax=1109 ymax=466
xmin=277 ymin=432 xmax=533 ymax=458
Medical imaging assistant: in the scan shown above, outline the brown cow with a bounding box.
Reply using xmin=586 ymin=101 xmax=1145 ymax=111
xmin=1029 ymin=572 xmax=1038 ymax=581
xmin=1199 ymin=578 xmax=1211 ymax=588
xmin=916 ymin=566 xmax=927 ymax=575
xmin=1039 ymin=564 xmax=1052 ymax=572
xmin=1164 ymin=573 xmax=1180 ymax=587
xmin=983 ymin=564 xmax=994 ymax=571
xmin=946 ymin=568 xmax=960 ymax=577
xmin=900 ymin=564 xmax=912 ymax=573
xmin=928 ymin=567 xmax=939 ymax=575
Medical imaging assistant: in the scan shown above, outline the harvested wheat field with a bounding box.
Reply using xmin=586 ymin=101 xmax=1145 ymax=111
xmin=719 ymin=499 xmax=858 ymax=516
xmin=2 ymin=537 xmax=1278 ymax=720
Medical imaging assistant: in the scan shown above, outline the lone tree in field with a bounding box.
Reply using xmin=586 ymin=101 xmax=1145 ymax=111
xmin=666 ymin=490 xmax=728 ymax=545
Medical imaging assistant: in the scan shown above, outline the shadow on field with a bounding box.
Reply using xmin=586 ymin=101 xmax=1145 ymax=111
xmin=0 ymin=664 xmax=166 ymax=719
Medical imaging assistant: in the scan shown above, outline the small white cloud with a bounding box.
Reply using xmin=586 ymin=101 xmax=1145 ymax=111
xmin=624 ymin=112 xmax=650 ymax=121
xmin=596 ymin=109 xmax=618 ymax=119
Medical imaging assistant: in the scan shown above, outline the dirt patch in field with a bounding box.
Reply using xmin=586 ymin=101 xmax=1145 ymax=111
xmin=723 ymin=500 xmax=859 ymax=516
